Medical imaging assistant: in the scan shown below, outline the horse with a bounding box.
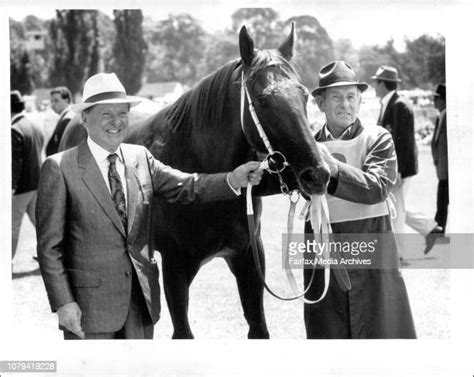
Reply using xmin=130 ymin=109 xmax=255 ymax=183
xmin=61 ymin=25 xmax=330 ymax=338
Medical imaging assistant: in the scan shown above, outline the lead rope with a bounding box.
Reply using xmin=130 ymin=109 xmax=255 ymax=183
xmin=242 ymin=71 xmax=331 ymax=302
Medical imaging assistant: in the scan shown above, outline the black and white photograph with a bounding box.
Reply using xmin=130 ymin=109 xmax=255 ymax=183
xmin=1 ymin=0 xmax=473 ymax=376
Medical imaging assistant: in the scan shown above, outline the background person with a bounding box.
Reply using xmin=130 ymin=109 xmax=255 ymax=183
xmin=372 ymin=65 xmax=442 ymax=256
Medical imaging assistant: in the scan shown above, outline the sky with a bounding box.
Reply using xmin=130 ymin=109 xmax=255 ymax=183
xmin=5 ymin=0 xmax=453 ymax=50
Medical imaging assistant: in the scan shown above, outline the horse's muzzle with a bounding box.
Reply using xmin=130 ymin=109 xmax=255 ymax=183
xmin=297 ymin=165 xmax=330 ymax=195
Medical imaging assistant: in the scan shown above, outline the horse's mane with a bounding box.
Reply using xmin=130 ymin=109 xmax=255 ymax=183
xmin=165 ymin=59 xmax=242 ymax=134
xmin=164 ymin=49 xmax=300 ymax=135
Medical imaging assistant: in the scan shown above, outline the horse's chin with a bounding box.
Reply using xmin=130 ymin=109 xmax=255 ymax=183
xmin=297 ymin=165 xmax=330 ymax=196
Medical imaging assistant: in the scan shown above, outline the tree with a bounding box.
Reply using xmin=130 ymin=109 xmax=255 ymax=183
xmin=404 ymin=34 xmax=445 ymax=87
xmin=358 ymin=39 xmax=403 ymax=85
xmin=230 ymin=8 xmax=283 ymax=48
xmin=284 ymin=15 xmax=334 ymax=89
xmin=145 ymin=13 xmax=207 ymax=85
xmin=49 ymin=10 xmax=100 ymax=98
xmin=111 ymin=10 xmax=147 ymax=95
xmin=197 ymin=31 xmax=239 ymax=78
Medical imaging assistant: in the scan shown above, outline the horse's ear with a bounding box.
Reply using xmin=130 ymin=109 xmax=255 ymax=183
xmin=239 ymin=25 xmax=255 ymax=67
xmin=278 ymin=22 xmax=296 ymax=60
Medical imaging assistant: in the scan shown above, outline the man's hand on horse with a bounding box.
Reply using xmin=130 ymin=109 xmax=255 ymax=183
xmin=317 ymin=142 xmax=339 ymax=178
xmin=229 ymin=161 xmax=264 ymax=188
xmin=57 ymin=302 xmax=85 ymax=339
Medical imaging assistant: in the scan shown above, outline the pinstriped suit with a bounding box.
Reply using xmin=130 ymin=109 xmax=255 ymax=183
xmin=36 ymin=140 xmax=237 ymax=335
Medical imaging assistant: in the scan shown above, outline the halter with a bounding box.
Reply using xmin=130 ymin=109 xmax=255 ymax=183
xmin=240 ymin=69 xmax=351 ymax=303
xmin=240 ymin=71 xmax=290 ymax=194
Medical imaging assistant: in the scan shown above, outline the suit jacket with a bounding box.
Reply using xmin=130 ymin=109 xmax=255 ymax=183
xmin=46 ymin=107 xmax=75 ymax=156
xmin=36 ymin=141 xmax=237 ymax=333
xmin=12 ymin=114 xmax=44 ymax=194
xmin=431 ymin=110 xmax=448 ymax=180
xmin=380 ymin=92 xmax=418 ymax=178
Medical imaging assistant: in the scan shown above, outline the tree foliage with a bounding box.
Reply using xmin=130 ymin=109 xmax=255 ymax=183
xmin=49 ymin=10 xmax=100 ymax=98
xmin=111 ymin=10 xmax=147 ymax=95
xmin=285 ymin=15 xmax=334 ymax=89
xmin=10 ymin=8 xmax=446 ymax=94
xmin=145 ymin=13 xmax=206 ymax=85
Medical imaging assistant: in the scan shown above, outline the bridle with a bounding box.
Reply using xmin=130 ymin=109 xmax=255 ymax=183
xmin=240 ymin=68 xmax=351 ymax=303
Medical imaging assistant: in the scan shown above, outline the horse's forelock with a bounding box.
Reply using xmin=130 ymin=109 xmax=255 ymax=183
xmin=247 ymin=49 xmax=301 ymax=84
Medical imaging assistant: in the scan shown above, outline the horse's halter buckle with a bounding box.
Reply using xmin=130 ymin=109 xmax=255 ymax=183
xmin=240 ymin=71 xmax=290 ymax=195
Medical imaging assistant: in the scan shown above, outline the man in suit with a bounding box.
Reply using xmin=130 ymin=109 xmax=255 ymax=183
xmin=36 ymin=73 xmax=263 ymax=340
xmin=46 ymin=86 xmax=75 ymax=156
xmin=431 ymin=84 xmax=448 ymax=241
xmin=372 ymin=66 xmax=442 ymax=256
xmin=11 ymin=90 xmax=44 ymax=261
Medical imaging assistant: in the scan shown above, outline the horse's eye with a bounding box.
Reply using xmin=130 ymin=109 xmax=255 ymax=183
xmin=257 ymin=96 xmax=267 ymax=107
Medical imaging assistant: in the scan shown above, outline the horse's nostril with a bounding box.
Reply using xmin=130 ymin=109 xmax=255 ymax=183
xmin=299 ymin=167 xmax=317 ymax=184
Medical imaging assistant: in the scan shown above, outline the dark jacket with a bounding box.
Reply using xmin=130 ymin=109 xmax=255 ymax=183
xmin=46 ymin=107 xmax=75 ymax=156
xmin=12 ymin=114 xmax=44 ymax=194
xmin=380 ymin=92 xmax=418 ymax=178
xmin=431 ymin=110 xmax=448 ymax=180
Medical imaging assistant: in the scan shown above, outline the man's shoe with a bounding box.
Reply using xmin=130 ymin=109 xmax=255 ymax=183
xmin=424 ymin=225 xmax=444 ymax=255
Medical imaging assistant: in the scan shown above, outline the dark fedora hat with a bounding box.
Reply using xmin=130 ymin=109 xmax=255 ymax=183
xmin=433 ymin=83 xmax=446 ymax=100
xmin=371 ymin=65 xmax=402 ymax=82
xmin=311 ymin=61 xmax=368 ymax=96
xmin=11 ymin=90 xmax=24 ymax=105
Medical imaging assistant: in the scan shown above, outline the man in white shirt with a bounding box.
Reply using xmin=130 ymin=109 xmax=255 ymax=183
xmin=36 ymin=73 xmax=263 ymax=339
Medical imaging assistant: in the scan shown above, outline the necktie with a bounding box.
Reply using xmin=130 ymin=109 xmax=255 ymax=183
xmin=107 ymin=153 xmax=127 ymax=232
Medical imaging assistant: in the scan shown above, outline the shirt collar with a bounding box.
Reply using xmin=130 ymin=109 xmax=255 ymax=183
xmin=381 ymin=90 xmax=396 ymax=108
xmin=323 ymin=124 xmax=353 ymax=140
xmin=87 ymin=137 xmax=123 ymax=164
xmin=59 ymin=105 xmax=71 ymax=119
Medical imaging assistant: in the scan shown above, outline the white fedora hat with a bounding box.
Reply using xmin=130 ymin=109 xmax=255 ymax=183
xmin=72 ymin=72 xmax=141 ymax=113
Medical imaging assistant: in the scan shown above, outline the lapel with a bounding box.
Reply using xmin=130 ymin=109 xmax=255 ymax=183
xmin=77 ymin=141 xmax=127 ymax=237
xmin=381 ymin=92 xmax=398 ymax=127
xmin=121 ymin=145 xmax=139 ymax=235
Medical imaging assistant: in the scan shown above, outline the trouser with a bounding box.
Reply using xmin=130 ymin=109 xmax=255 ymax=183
xmin=391 ymin=178 xmax=437 ymax=257
xmin=12 ymin=190 xmax=37 ymax=259
xmin=64 ymin=273 xmax=154 ymax=340
xmin=435 ymin=179 xmax=449 ymax=231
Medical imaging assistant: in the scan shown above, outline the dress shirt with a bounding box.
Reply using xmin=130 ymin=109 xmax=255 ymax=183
xmin=87 ymin=137 xmax=128 ymax=207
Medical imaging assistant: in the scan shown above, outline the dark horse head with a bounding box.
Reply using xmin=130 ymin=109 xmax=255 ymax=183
xmin=239 ymin=24 xmax=330 ymax=195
